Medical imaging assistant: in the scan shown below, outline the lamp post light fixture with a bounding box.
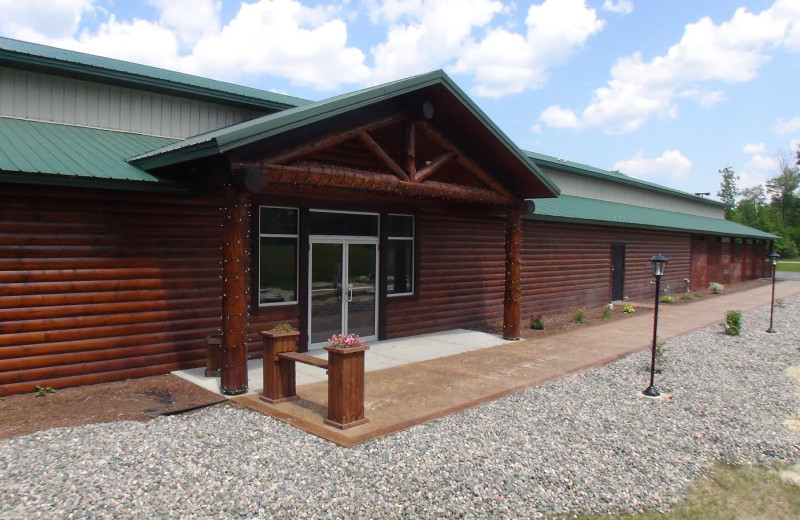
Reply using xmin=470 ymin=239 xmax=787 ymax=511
xmin=644 ymin=253 xmax=668 ymax=397
xmin=766 ymin=250 xmax=780 ymax=333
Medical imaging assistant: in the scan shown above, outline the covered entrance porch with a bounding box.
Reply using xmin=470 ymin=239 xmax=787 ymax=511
xmin=133 ymin=70 xmax=560 ymax=395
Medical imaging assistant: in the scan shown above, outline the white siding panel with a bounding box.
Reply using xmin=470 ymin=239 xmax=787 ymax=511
xmin=0 ymin=67 xmax=266 ymax=138
xmin=544 ymin=169 xmax=723 ymax=219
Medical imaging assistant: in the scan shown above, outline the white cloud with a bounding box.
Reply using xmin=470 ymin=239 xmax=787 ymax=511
xmin=613 ymin=150 xmax=692 ymax=182
xmin=0 ymin=0 xmax=95 ymax=40
xmin=187 ymin=0 xmax=370 ymax=88
xmin=541 ymin=0 xmax=800 ymax=134
xmin=773 ymin=116 xmax=800 ymax=135
xmin=0 ymin=0 xmax=370 ymax=90
xmin=452 ymin=0 xmax=604 ymax=97
xmin=740 ymin=153 xmax=777 ymax=188
xmin=601 ymin=0 xmax=633 ymax=15
xmin=148 ymin=0 xmax=221 ymax=49
xmin=539 ymin=105 xmax=582 ymax=129
xmin=368 ymin=0 xmax=505 ymax=85
xmin=366 ymin=0 xmax=423 ymax=24
xmin=743 ymin=142 xmax=766 ymax=154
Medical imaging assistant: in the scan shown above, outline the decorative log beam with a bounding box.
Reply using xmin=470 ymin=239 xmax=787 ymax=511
xmin=502 ymin=200 xmax=524 ymax=340
xmin=404 ymin=122 xmax=416 ymax=181
xmin=243 ymin=162 xmax=513 ymax=206
xmin=415 ymin=120 xmax=512 ymax=197
xmin=358 ymin=131 xmax=409 ymax=181
xmin=415 ymin=151 xmax=456 ymax=183
xmin=262 ymin=113 xmax=408 ymax=165
xmin=220 ymin=184 xmax=249 ymax=395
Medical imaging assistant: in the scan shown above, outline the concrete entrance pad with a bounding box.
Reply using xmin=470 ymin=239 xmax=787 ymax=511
xmin=178 ymin=281 xmax=800 ymax=447
xmin=172 ymin=329 xmax=514 ymax=397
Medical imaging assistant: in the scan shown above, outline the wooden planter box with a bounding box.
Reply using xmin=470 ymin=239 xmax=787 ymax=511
xmin=323 ymin=345 xmax=369 ymax=429
xmin=260 ymin=330 xmax=300 ymax=403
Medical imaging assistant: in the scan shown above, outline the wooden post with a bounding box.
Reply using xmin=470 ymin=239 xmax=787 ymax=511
xmin=503 ymin=204 xmax=523 ymax=340
xmin=259 ymin=330 xmax=299 ymax=403
xmin=323 ymin=345 xmax=370 ymax=429
xmin=220 ymin=185 xmax=249 ymax=395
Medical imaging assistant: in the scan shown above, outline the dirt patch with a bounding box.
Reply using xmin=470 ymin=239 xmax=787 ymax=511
xmin=0 ymin=374 xmax=227 ymax=440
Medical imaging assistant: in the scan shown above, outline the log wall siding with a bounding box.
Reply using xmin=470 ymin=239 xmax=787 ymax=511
xmin=386 ymin=208 xmax=506 ymax=338
xmin=0 ymin=185 xmax=224 ymax=396
xmin=386 ymin=215 xmax=696 ymax=337
xmin=520 ymin=221 xmax=692 ymax=318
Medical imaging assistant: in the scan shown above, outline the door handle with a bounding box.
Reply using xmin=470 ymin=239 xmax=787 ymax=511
xmin=348 ymin=288 xmax=353 ymax=302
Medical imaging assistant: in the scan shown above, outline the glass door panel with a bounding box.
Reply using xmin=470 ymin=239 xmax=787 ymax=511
xmin=309 ymin=242 xmax=344 ymax=345
xmin=346 ymin=243 xmax=377 ymax=338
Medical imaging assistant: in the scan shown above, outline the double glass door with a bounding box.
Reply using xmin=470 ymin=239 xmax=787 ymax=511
xmin=309 ymin=240 xmax=378 ymax=347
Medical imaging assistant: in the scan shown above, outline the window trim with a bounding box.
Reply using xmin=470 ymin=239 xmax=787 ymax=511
xmin=386 ymin=213 xmax=415 ymax=297
xmin=258 ymin=205 xmax=300 ymax=307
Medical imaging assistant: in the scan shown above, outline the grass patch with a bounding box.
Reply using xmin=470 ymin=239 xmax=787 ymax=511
xmin=777 ymin=261 xmax=800 ymax=272
xmin=565 ymin=463 xmax=800 ymax=520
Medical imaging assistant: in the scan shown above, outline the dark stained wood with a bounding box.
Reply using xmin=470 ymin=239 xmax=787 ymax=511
xmin=502 ymin=204 xmax=523 ymax=339
xmin=258 ymin=163 xmax=513 ymax=206
xmin=358 ymin=131 xmax=409 ymax=181
xmin=415 ymin=151 xmax=456 ymax=182
xmin=404 ymin=122 xmax=417 ymax=180
xmin=0 ymin=183 xmax=223 ymax=396
xmin=277 ymin=351 xmax=329 ymax=369
xmin=220 ymin=186 xmax=249 ymax=395
xmin=324 ymin=345 xmax=369 ymax=429
xmin=414 ymin=120 xmax=512 ymax=197
xmin=260 ymin=330 xmax=300 ymax=403
xmin=257 ymin=113 xmax=408 ymax=165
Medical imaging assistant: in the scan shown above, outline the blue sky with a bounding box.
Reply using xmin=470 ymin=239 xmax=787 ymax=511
xmin=1 ymin=0 xmax=798 ymax=198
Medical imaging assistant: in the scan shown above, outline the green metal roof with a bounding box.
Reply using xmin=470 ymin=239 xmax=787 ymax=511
xmin=529 ymin=194 xmax=778 ymax=239
xmin=130 ymin=70 xmax=561 ymax=199
xmin=0 ymin=117 xmax=184 ymax=192
xmin=0 ymin=37 xmax=310 ymax=112
xmin=526 ymin=150 xmax=724 ymax=208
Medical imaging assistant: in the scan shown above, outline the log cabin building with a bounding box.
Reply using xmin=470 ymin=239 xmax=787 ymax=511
xmin=0 ymin=37 xmax=777 ymax=395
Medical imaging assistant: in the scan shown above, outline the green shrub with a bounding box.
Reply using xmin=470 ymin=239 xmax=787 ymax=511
xmin=721 ymin=310 xmax=742 ymax=336
xmin=681 ymin=293 xmax=693 ymax=301
xmin=655 ymin=339 xmax=667 ymax=373
xmin=602 ymin=304 xmax=613 ymax=318
xmin=34 ymin=385 xmax=55 ymax=397
xmin=269 ymin=323 xmax=295 ymax=333
xmin=660 ymin=295 xmax=674 ymax=303
xmin=694 ymin=291 xmax=703 ymax=298
xmin=529 ymin=313 xmax=545 ymax=330
xmin=572 ymin=307 xmax=586 ymax=323
xmin=775 ymin=237 xmax=799 ymax=259
xmin=709 ymin=282 xmax=725 ymax=294
xmin=622 ymin=304 xmax=635 ymax=314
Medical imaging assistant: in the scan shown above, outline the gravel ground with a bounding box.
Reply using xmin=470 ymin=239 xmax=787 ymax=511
xmin=2 ymin=298 xmax=800 ymax=519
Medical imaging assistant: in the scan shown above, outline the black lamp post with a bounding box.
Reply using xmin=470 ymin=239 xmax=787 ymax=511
xmin=644 ymin=253 xmax=668 ymax=397
xmin=766 ymin=250 xmax=780 ymax=333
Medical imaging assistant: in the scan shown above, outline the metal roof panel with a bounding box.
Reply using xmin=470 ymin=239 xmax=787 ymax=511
xmin=0 ymin=117 xmax=180 ymax=186
xmin=529 ymin=195 xmax=778 ymax=239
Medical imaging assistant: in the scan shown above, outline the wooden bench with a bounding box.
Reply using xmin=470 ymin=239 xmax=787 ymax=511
xmin=276 ymin=351 xmax=328 ymax=370
xmin=259 ymin=330 xmax=369 ymax=429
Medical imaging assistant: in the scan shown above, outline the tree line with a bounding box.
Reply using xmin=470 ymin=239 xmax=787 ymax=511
xmin=717 ymin=147 xmax=800 ymax=258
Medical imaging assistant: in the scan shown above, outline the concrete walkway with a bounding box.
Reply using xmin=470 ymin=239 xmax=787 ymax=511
xmin=223 ymin=280 xmax=800 ymax=447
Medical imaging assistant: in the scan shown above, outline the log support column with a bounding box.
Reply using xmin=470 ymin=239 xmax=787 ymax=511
xmin=503 ymin=202 xmax=524 ymax=340
xmin=220 ymin=185 xmax=250 ymax=395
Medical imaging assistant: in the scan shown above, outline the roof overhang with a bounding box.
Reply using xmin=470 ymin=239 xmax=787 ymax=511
xmin=528 ymin=195 xmax=779 ymax=240
xmin=131 ymin=71 xmax=560 ymax=202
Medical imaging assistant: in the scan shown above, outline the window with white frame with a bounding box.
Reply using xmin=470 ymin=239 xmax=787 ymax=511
xmin=258 ymin=206 xmax=298 ymax=306
xmin=386 ymin=214 xmax=414 ymax=296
